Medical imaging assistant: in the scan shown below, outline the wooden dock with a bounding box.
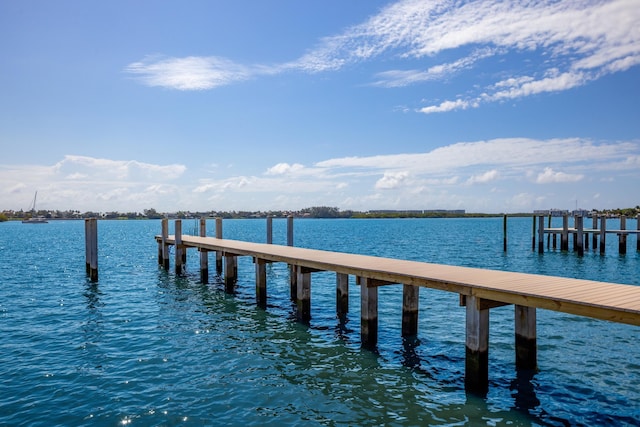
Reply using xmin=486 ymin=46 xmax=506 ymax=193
xmin=155 ymin=218 xmax=640 ymax=395
xmin=529 ymin=213 xmax=640 ymax=255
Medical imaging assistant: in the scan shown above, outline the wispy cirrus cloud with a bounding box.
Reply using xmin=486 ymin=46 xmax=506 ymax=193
xmin=124 ymin=55 xmax=254 ymax=90
xmin=124 ymin=0 xmax=639 ymax=114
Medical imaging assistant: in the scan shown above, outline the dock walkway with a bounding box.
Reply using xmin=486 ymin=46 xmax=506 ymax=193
xmin=155 ymin=219 xmax=640 ymax=394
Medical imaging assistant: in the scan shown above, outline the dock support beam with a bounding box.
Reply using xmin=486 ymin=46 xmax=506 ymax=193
xmin=161 ymin=218 xmax=169 ymax=270
xmin=215 ymin=218 xmax=223 ymax=274
xmin=592 ymin=216 xmax=598 ymax=250
xmin=359 ymin=277 xmax=379 ymax=349
xmin=199 ymin=217 xmax=208 ymax=284
xmin=175 ymin=219 xmax=185 ymax=275
xmin=600 ymin=216 xmax=607 ymax=255
xmin=575 ymin=215 xmax=584 ymax=256
xmin=224 ymin=254 xmax=237 ymax=293
xmin=537 ymin=216 xmax=544 ymax=254
xmin=637 ymin=214 xmax=640 ymax=252
xmin=515 ymin=305 xmax=537 ymax=371
xmin=296 ymin=267 xmax=311 ymax=323
xmin=503 ymin=215 xmax=507 ymax=252
xmin=561 ymin=215 xmax=569 ymax=251
xmin=266 ymin=216 xmax=273 ymax=244
xmin=465 ymin=295 xmax=489 ymax=395
xmin=255 ymin=258 xmax=268 ymax=308
xmin=85 ymin=218 xmax=98 ymax=282
xmin=336 ymin=273 xmax=349 ymax=317
xmin=402 ymin=284 xmax=419 ymax=337
xmin=619 ymin=216 xmax=627 ymax=255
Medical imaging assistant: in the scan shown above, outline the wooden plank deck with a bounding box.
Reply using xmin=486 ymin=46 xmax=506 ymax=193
xmin=161 ymin=234 xmax=640 ymax=327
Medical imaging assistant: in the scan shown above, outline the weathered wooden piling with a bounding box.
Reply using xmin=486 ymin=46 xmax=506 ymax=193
xmin=537 ymin=216 xmax=544 ymax=254
xmin=637 ymin=214 xmax=640 ymax=252
xmin=531 ymin=216 xmax=536 ymax=251
xmin=576 ymin=216 xmax=584 ymax=256
xmin=296 ymin=267 xmax=313 ymax=323
xmin=84 ymin=218 xmax=98 ymax=282
xmin=503 ymin=215 xmax=507 ymax=252
xmin=592 ymin=216 xmax=598 ymax=250
xmin=175 ymin=219 xmax=185 ymax=275
xmin=161 ymin=218 xmax=170 ymax=270
xmin=336 ymin=273 xmax=349 ymax=317
xmin=561 ymin=215 xmax=569 ymax=251
xmin=215 ymin=217 xmax=223 ymax=274
xmin=224 ymin=254 xmax=237 ymax=293
xmin=402 ymin=284 xmax=419 ymax=337
xmin=266 ymin=216 xmax=273 ymax=244
xmin=359 ymin=277 xmax=379 ymax=349
xmin=255 ymin=258 xmax=268 ymax=308
xmin=619 ymin=216 xmax=627 ymax=255
xmin=600 ymin=216 xmax=607 ymax=255
xmin=465 ymin=295 xmax=489 ymax=394
xmin=515 ymin=305 xmax=537 ymax=371
xmin=199 ymin=218 xmax=208 ymax=283
xmin=288 ymin=216 xmax=296 ymax=301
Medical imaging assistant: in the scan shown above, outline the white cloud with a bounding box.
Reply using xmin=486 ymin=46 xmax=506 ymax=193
xmin=535 ymin=167 xmax=584 ymax=184
xmin=467 ymin=169 xmax=499 ymax=184
xmin=125 ymin=0 xmax=640 ymax=113
xmin=316 ymin=138 xmax=639 ymax=174
xmin=265 ymin=163 xmax=305 ymax=175
xmin=375 ymin=171 xmax=410 ymax=189
xmin=124 ymin=55 xmax=253 ymax=90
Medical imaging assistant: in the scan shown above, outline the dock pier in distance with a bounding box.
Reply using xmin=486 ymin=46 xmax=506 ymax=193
xmin=527 ymin=211 xmax=640 ymax=255
xmin=155 ymin=217 xmax=640 ymax=395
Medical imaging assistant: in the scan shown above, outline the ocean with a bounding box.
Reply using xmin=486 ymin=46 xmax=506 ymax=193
xmin=0 ymin=217 xmax=638 ymax=426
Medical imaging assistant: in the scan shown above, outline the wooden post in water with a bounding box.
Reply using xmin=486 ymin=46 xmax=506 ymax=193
xmin=465 ymin=295 xmax=489 ymax=395
xmin=561 ymin=215 xmax=569 ymax=251
xmin=255 ymin=258 xmax=268 ymax=308
xmin=592 ymin=216 xmax=598 ymax=251
xmin=515 ymin=305 xmax=537 ymax=371
xmin=199 ymin=217 xmax=208 ymax=284
xmin=336 ymin=273 xmax=349 ymax=317
xmin=359 ymin=277 xmax=379 ymax=349
xmin=161 ymin=218 xmax=170 ymax=270
xmin=402 ymin=284 xmax=419 ymax=337
xmin=215 ymin=217 xmax=223 ymax=274
xmin=619 ymin=215 xmax=627 ymax=255
xmin=537 ymin=216 xmax=544 ymax=254
xmin=266 ymin=216 xmax=273 ymax=244
xmin=296 ymin=267 xmax=312 ymax=323
xmin=637 ymin=214 xmax=640 ymax=252
xmin=572 ymin=216 xmax=578 ymax=252
xmin=288 ymin=215 xmax=297 ymax=301
xmin=503 ymin=215 xmax=507 ymax=252
xmin=547 ymin=214 xmax=552 ymax=249
xmin=85 ymin=219 xmax=90 ymax=275
xmin=531 ymin=215 xmax=536 ymax=251
xmin=224 ymin=254 xmax=237 ymax=293
xmin=85 ymin=218 xmax=98 ymax=282
xmin=576 ymin=215 xmax=584 ymax=256
xmin=175 ymin=219 xmax=185 ymax=275
xmin=600 ymin=216 xmax=607 ymax=255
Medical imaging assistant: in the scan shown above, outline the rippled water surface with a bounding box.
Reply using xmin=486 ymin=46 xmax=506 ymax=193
xmin=0 ymin=217 xmax=638 ymax=426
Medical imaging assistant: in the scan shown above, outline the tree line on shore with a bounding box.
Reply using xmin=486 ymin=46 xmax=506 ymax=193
xmin=1 ymin=205 xmax=639 ymax=222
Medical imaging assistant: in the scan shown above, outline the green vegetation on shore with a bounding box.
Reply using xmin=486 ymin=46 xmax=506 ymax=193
xmin=1 ymin=205 xmax=638 ymax=221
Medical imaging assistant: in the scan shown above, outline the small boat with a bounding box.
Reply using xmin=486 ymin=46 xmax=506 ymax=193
xmin=22 ymin=191 xmax=48 ymax=224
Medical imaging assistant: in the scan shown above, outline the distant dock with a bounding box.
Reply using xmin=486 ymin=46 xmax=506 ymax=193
xmin=526 ymin=213 xmax=640 ymax=255
xmin=152 ymin=217 xmax=640 ymax=395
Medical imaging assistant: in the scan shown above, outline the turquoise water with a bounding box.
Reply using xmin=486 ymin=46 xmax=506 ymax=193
xmin=0 ymin=217 xmax=638 ymax=426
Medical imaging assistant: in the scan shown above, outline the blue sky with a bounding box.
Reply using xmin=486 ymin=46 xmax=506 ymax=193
xmin=1 ymin=0 xmax=639 ymax=213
